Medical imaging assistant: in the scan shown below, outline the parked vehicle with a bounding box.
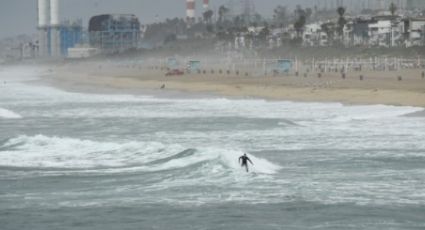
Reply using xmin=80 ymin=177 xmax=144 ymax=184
xmin=165 ymin=69 xmax=184 ymax=76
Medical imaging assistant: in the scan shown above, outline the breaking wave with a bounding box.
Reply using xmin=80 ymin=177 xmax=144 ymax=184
xmin=0 ymin=108 xmax=22 ymax=119
xmin=0 ymin=135 xmax=280 ymax=175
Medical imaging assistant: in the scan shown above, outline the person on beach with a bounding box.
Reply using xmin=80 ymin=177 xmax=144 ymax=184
xmin=239 ymin=153 xmax=253 ymax=172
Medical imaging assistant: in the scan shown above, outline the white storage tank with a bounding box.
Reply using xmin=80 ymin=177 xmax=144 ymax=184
xmin=50 ymin=0 xmax=60 ymax=26
xmin=38 ymin=0 xmax=50 ymax=28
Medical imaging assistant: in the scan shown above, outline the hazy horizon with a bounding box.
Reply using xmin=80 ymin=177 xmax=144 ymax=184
xmin=0 ymin=0 xmax=339 ymax=39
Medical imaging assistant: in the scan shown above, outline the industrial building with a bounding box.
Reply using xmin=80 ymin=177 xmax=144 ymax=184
xmin=88 ymin=14 xmax=141 ymax=52
xmin=186 ymin=0 xmax=209 ymax=25
xmin=37 ymin=0 xmax=49 ymax=57
xmin=37 ymin=0 xmax=83 ymax=58
xmin=59 ymin=20 xmax=83 ymax=56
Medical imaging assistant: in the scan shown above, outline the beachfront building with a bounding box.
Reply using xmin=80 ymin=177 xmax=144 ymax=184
xmin=403 ymin=18 xmax=425 ymax=47
xmin=22 ymin=42 xmax=38 ymax=59
xmin=214 ymin=10 xmax=425 ymax=51
xmin=317 ymin=21 xmax=338 ymax=47
xmin=2 ymin=42 xmax=37 ymax=60
xmin=89 ymin=14 xmax=141 ymax=53
xmin=303 ymin=23 xmax=328 ymax=47
xmin=352 ymin=18 xmax=371 ymax=47
xmin=342 ymin=20 xmax=355 ymax=47
xmin=368 ymin=16 xmax=393 ymax=47
xmin=67 ymin=45 xmax=99 ymax=59
xmin=365 ymin=15 xmax=404 ymax=47
xmin=239 ymin=16 xmax=423 ymax=49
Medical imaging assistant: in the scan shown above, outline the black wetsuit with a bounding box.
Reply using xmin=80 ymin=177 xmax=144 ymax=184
xmin=239 ymin=155 xmax=253 ymax=172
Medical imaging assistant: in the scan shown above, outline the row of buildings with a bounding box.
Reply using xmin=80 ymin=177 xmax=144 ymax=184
xmin=227 ymin=14 xmax=425 ymax=50
xmin=301 ymin=15 xmax=425 ymax=48
xmin=316 ymin=0 xmax=425 ymax=11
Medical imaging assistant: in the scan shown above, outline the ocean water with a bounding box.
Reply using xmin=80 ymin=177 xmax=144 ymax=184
xmin=1 ymin=67 xmax=425 ymax=230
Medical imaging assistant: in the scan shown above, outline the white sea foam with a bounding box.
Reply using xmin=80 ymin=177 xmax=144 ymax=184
xmin=0 ymin=108 xmax=22 ymax=119
xmin=147 ymin=147 xmax=281 ymax=174
xmin=0 ymin=135 xmax=280 ymax=175
xmin=9 ymin=91 xmax=421 ymax=120
xmin=217 ymin=148 xmax=281 ymax=174
xmin=0 ymin=135 xmax=180 ymax=169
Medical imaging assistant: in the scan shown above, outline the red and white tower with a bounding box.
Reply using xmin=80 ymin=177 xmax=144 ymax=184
xmin=186 ymin=0 xmax=196 ymax=24
xmin=203 ymin=0 xmax=209 ymax=10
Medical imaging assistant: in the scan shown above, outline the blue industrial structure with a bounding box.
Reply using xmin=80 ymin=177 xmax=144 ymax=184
xmin=37 ymin=0 xmax=84 ymax=58
xmin=47 ymin=29 xmax=51 ymax=55
xmin=43 ymin=21 xmax=83 ymax=57
xmin=59 ymin=22 xmax=83 ymax=56
xmin=89 ymin=14 xmax=141 ymax=52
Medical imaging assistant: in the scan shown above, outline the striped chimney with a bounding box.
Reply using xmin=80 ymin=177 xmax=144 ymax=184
xmin=186 ymin=0 xmax=195 ymax=19
xmin=203 ymin=0 xmax=209 ymax=10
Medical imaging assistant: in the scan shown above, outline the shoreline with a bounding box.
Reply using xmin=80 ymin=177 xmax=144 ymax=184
xmin=36 ymin=62 xmax=425 ymax=108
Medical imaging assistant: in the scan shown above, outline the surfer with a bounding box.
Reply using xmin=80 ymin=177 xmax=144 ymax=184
xmin=239 ymin=153 xmax=253 ymax=172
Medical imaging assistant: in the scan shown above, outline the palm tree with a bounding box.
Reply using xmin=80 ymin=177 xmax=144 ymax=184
xmin=218 ymin=5 xmax=229 ymax=23
xmin=203 ymin=10 xmax=214 ymax=24
xmin=321 ymin=23 xmax=332 ymax=46
xmin=294 ymin=15 xmax=306 ymax=39
xmin=337 ymin=6 xmax=346 ymax=18
xmin=389 ymin=3 xmax=398 ymax=47
xmin=305 ymin=8 xmax=313 ymax=21
xmin=337 ymin=7 xmax=347 ymax=44
xmin=273 ymin=5 xmax=287 ymax=25
xmin=259 ymin=24 xmax=270 ymax=44
xmin=233 ymin=16 xmax=243 ymax=29
xmin=293 ymin=6 xmax=306 ymax=40
xmin=390 ymin=2 xmax=397 ymax=16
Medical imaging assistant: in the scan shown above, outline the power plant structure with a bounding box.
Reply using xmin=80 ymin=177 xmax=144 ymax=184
xmin=50 ymin=0 xmax=60 ymax=57
xmin=186 ymin=0 xmax=196 ymax=25
xmin=88 ymin=14 xmax=141 ymax=53
xmin=37 ymin=0 xmax=83 ymax=58
xmin=203 ymin=0 xmax=210 ymax=11
xmin=186 ymin=0 xmax=211 ymax=26
xmin=37 ymin=0 xmax=49 ymax=57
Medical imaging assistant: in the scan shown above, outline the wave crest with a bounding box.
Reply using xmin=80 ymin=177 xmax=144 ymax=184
xmin=0 ymin=135 xmax=280 ymax=175
xmin=0 ymin=108 xmax=22 ymax=119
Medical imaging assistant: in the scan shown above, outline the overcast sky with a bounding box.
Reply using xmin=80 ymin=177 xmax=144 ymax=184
xmin=0 ymin=0 xmax=319 ymax=39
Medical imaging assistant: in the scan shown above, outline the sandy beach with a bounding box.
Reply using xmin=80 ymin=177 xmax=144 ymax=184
xmin=41 ymin=61 xmax=425 ymax=108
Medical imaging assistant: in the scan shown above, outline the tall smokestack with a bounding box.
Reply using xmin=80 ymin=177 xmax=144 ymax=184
xmin=50 ymin=0 xmax=60 ymax=26
xmin=38 ymin=0 xmax=49 ymax=28
xmin=50 ymin=0 xmax=61 ymax=57
xmin=186 ymin=0 xmax=195 ymax=24
xmin=37 ymin=0 xmax=50 ymax=57
xmin=203 ymin=0 xmax=209 ymax=10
